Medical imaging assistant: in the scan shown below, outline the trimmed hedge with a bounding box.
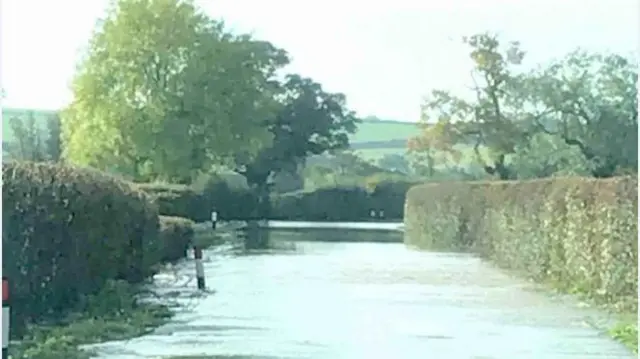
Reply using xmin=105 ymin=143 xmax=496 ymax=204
xmin=270 ymin=186 xmax=371 ymax=221
xmin=155 ymin=216 xmax=195 ymax=263
xmin=137 ymin=177 xmax=418 ymax=222
xmin=369 ymin=179 xmax=420 ymax=219
xmin=2 ymin=161 xmax=159 ymax=333
xmin=270 ymin=181 xmax=417 ymax=221
xmin=404 ymin=176 xmax=638 ymax=312
xmin=136 ymin=181 xmax=258 ymax=222
xmin=136 ymin=183 xmax=207 ymax=221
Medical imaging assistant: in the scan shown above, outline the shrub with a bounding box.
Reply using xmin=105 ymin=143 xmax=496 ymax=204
xmin=137 ymin=174 xmax=258 ymax=222
xmin=135 ymin=183 xmax=206 ymax=221
xmin=404 ymin=176 xmax=638 ymax=313
xmin=151 ymin=216 xmax=195 ymax=263
xmin=369 ymin=179 xmax=420 ymax=219
xmin=138 ymin=175 xmax=417 ymax=222
xmin=271 ymin=186 xmax=371 ymax=221
xmin=192 ymin=173 xmax=257 ymax=220
xmin=2 ymin=161 xmax=159 ymax=333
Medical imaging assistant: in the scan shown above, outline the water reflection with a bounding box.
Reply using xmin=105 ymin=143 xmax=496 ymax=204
xmin=271 ymin=228 xmax=403 ymax=243
xmin=231 ymin=221 xmax=403 ymax=256
xmin=232 ymin=222 xmax=297 ymax=256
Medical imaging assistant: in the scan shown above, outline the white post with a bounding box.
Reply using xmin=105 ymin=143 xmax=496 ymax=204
xmin=194 ymin=247 xmax=206 ymax=290
xmin=379 ymin=210 xmax=385 ymax=219
xmin=211 ymin=210 xmax=218 ymax=230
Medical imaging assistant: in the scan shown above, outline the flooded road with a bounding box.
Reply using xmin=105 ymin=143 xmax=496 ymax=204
xmin=87 ymin=223 xmax=633 ymax=359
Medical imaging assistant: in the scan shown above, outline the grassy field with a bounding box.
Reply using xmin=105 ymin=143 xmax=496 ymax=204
xmin=1 ymin=108 xmax=446 ymax=165
xmin=2 ymin=109 xmax=419 ymax=144
xmin=348 ymin=119 xmax=420 ymax=144
xmin=2 ymin=108 xmax=421 ymax=155
xmin=347 ymin=119 xmax=421 ymax=162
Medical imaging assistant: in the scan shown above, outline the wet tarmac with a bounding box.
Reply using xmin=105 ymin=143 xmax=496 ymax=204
xmin=85 ymin=223 xmax=633 ymax=359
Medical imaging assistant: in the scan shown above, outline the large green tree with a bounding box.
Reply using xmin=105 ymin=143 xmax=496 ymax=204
xmin=63 ymin=0 xmax=288 ymax=183
xmin=523 ymin=51 xmax=637 ymax=177
xmin=237 ymin=74 xmax=359 ymax=212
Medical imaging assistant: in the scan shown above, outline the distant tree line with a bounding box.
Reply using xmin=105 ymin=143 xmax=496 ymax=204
xmin=4 ymin=111 xmax=62 ymax=162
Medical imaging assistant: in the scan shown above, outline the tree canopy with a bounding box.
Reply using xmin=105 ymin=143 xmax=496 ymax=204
xmin=61 ymin=0 xmax=361 ymax=188
xmin=62 ymin=0 xmax=288 ymax=183
xmin=238 ymin=74 xmax=359 ymax=191
xmin=409 ymin=32 xmax=637 ymax=179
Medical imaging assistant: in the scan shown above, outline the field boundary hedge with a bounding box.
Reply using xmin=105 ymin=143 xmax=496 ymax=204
xmin=137 ymin=178 xmax=421 ymax=222
xmin=2 ymin=162 xmax=195 ymax=337
xmin=404 ymin=176 xmax=638 ymax=313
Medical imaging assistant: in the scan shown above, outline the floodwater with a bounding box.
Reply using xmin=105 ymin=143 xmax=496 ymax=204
xmin=86 ymin=222 xmax=633 ymax=359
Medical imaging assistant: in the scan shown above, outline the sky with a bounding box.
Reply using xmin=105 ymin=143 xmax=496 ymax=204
xmin=1 ymin=0 xmax=638 ymax=122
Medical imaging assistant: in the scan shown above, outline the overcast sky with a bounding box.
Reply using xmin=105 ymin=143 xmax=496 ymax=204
xmin=1 ymin=0 xmax=637 ymax=121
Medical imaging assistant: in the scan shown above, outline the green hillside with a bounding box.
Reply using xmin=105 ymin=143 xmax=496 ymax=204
xmin=348 ymin=119 xmax=420 ymax=144
xmin=347 ymin=119 xmax=421 ymax=160
xmin=1 ymin=108 xmax=423 ymax=161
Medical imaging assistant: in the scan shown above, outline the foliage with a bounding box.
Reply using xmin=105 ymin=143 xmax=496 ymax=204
xmin=270 ymin=187 xmax=371 ymax=221
xmin=409 ymin=33 xmax=527 ymax=180
xmin=509 ymin=132 xmax=591 ymax=179
xmin=238 ymin=75 xmax=359 ymax=196
xmin=368 ymin=178 xmax=421 ymax=219
xmin=522 ymin=50 xmax=638 ymax=177
xmin=152 ymin=216 xmax=195 ymax=264
xmin=9 ymin=280 xmax=172 ymax=359
xmin=45 ymin=114 xmax=63 ymax=162
xmin=2 ymin=161 xmax=160 ymax=335
xmin=409 ymin=32 xmax=637 ymax=179
xmin=271 ymin=168 xmax=305 ymax=194
xmin=62 ymin=0 xmax=287 ymax=183
xmin=272 ymin=172 xmax=419 ymax=221
xmin=137 ymin=175 xmax=258 ymax=222
xmin=7 ymin=112 xmax=46 ymax=161
xmin=376 ymin=153 xmax=411 ymax=174
xmin=303 ymin=151 xmax=391 ymax=190
xmin=136 ymin=182 xmax=206 ymax=221
xmin=404 ymin=176 xmax=637 ymax=349
xmin=5 ymin=112 xmax=63 ymax=163
xmin=609 ymin=321 xmax=638 ymax=353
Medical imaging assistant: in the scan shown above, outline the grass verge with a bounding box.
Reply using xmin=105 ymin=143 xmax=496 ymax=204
xmin=506 ymin=268 xmax=638 ymax=353
xmin=9 ymin=280 xmax=173 ymax=359
xmin=609 ymin=320 xmax=638 ymax=354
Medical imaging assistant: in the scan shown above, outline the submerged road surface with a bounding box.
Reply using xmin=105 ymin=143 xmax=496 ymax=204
xmin=87 ymin=223 xmax=633 ymax=359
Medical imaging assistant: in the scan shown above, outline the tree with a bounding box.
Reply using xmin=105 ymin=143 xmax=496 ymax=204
xmin=238 ymin=74 xmax=359 ymax=195
xmin=45 ymin=113 xmax=62 ymax=162
xmin=410 ymin=33 xmax=527 ymax=180
xmin=410 ymin=32 xmax=637 ymax=180
xmin=509 ymin=132 xmax=591 ymax=179
xmin=377 ymin=153 xmax=410 ymax=174
xmin=62 ymin=0 xmax=287 ymax=183
xmin=523 ymin=51 xmax=637 ymax=177
xmin=8 ymin=112 xmax=46 ymax=161
xmin=333 ymin=151 xmax=364 ymax=175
